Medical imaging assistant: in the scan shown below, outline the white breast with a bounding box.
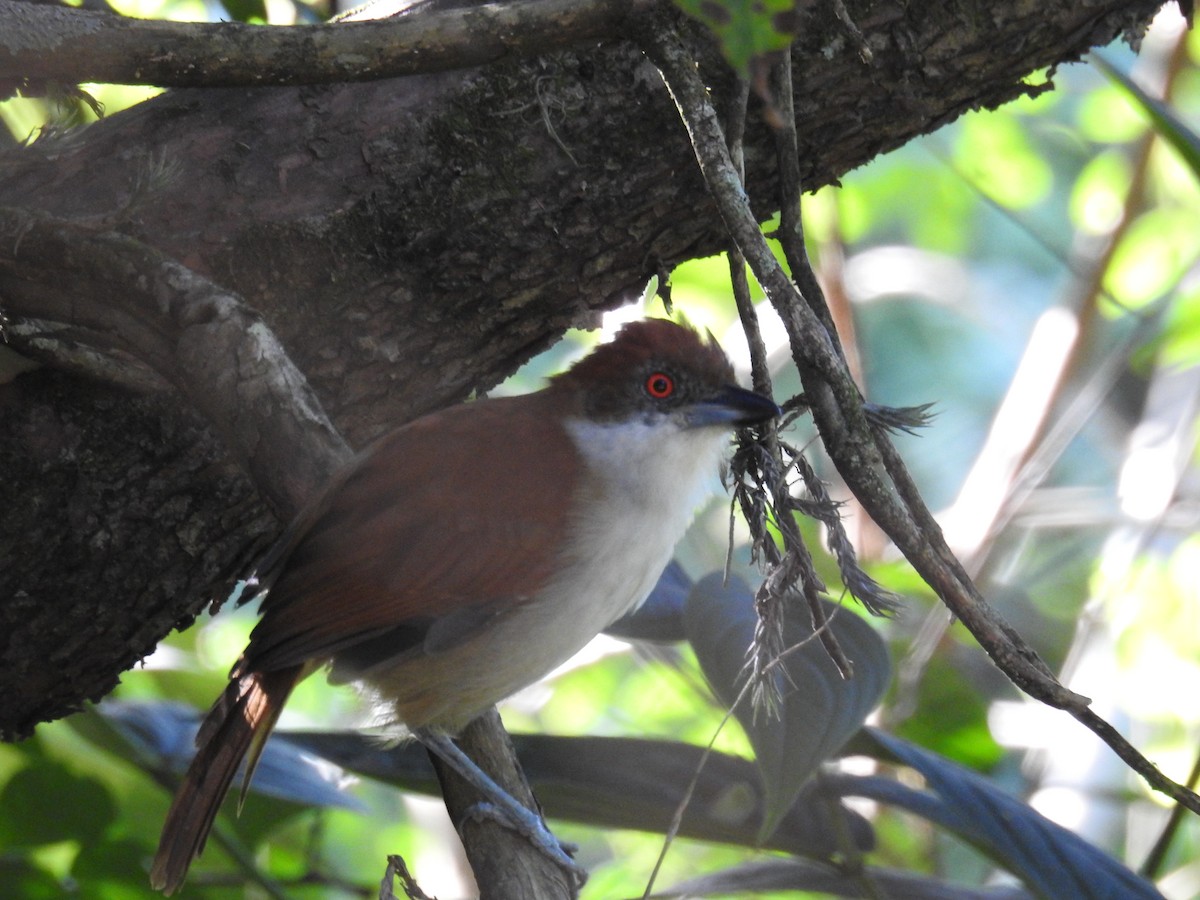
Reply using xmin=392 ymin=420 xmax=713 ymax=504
xmin=468 ymin=417 xmax=724 ymax=681
xmin=366 ymin=416 xmax=731 ymax=732
xmin=464 ymin=417 xmax=729 ymax=706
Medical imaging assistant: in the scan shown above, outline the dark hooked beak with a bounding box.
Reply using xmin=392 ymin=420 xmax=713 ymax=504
xmin=685 ymin=384 xmax=781 ymax=429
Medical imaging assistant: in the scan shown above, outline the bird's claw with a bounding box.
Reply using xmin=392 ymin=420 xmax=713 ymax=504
xmin=462 ymin=801 xmax=587 ymax=888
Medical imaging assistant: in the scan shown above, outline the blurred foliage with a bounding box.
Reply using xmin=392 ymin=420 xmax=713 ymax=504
xmin=670 ymin=0 xmax=797 ymax=80
xmin=5 ymin=3 xmax=1200 ymax=899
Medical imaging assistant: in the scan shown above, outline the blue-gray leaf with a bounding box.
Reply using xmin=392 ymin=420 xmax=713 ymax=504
xmin=685 ymin=572 xmax=891 ymax=838
xmin=81 ymin=700 xmax=365 ymax=811
xmin=855 ymin=730 xmax=1163 ymax=900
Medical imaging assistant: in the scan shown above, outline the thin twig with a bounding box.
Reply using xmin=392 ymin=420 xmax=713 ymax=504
xmin=769 ymin=53 xmax=847 ymax=366
xmin=638 ymin=14 xmax=1200 ymax=816
xmin=380 ymin=854 xmax=435 ymax=900
xmin=640 ymin=12 xmax=1075 ymax=699
xmin=639 ymin=701 xmax=739 ymax=899
xmin=765 ymin=53 xmax=899 ymax=620
xmin=1141 ymin=749 xmax=1200 ymax=878
xmin=720 ymin=73 xmax=852 ymax=687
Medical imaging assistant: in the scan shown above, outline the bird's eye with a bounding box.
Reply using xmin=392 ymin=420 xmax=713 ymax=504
xmin=644 ymin=371 xmax=675 ymax=399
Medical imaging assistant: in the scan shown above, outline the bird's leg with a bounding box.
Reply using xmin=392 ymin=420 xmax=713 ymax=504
xmin=414 ymin=729 xmax=586 ymax=886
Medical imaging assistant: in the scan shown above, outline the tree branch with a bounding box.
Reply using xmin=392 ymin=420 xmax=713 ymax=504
xmin=1 ymin=0 xmax=648 ymax=91
xmin=434 ymin=711 xmax=579 ymax=899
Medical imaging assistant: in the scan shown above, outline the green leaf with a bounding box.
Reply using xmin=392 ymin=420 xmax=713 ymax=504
xmin=0 ymin=760 xmax=115 ymax=848
xmin=1069 ymin=150 xmax=1132 ymax=234
xmin=1106 ymin=207 xmax=1200 ymax=307
xmin=894 ymin=655 xmax=1002 ymax=771
xmin=71 ymin=837 xmax=157 ymax=899
xmin=1158 ymin=282 xmax=1200 ymax=366
xmin=954 ymin=111 xmax=1053 ymax=209
xmin=671 ymin=0 xmax=799 ymax=77
xmin=0 ymin=857 xmax=62 ymax=900
xmin=220 ymin=0 xmax=268 ymax=23
xmin=684 ymin=573 xmax=891 ymax=839
xmin=1092 ymin=53 xmax=1200 ymax=177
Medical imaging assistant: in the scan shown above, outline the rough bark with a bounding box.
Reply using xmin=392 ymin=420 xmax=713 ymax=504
xmin=0 ymin=0 xmax=1165 ymax=737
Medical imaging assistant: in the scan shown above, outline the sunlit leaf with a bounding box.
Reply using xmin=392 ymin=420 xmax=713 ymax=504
xmin=1105 ymin=207 xmax=1200 ymax=307
xmin=1154 ymin=283 xmax=1200 ymax=365
xmin=841 ymin=152 xmax=976 ymax=252
xmin=954 ymin=112 xmax=1053 ymax=209
xmin=1093 ymin=53 xmax=1200 ymax=176
xmin=671 ymin=0 xmax=799 ymax=77
xmin=1076 ymin=82 xmax=1152 ymax=143
xmin=1069 ymin=150 xmax=1132 ymax=234
xmin=684 ymin=573 xmax=890 ymax=838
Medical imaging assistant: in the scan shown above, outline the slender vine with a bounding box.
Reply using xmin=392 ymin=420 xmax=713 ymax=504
xmin=638 ymin=13 xmax=1200 ymax=816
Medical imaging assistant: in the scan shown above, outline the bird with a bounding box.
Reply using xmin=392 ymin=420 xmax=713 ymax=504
xmin=150 ymin=318 xmax=780 ymax=894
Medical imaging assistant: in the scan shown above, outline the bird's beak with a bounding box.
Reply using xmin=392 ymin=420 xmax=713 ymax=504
xmin=685 ymin=384 xmax=781 ymax=428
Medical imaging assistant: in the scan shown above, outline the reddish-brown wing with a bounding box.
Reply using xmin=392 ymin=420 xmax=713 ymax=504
xmin=242 ymin=389 xmax=583 ymax=674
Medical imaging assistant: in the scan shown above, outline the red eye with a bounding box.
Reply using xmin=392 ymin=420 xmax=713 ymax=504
xmin=645 ymin=371 xmax=675 ymax=399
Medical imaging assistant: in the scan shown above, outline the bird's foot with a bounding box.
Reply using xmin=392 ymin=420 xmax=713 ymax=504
xmin=462 ymin=801 xmax=587 ymax=887
xmin=415 ymin=729 xmax=587 ymax=889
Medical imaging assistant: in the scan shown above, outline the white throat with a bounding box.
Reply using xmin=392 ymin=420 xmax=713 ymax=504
xmin=565 ymin=415 xmax=728 ymax=542
xmin=553 ymin=415 xmax=729 ymax=621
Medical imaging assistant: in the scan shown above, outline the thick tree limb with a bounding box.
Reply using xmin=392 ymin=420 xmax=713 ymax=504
xmin=0 ymin=208 xmax=350 ymax=513
xmin=639 ymin=14 xmax=1200 ymax=816
xmin=0 ymin=207 xmax=349 ymax=735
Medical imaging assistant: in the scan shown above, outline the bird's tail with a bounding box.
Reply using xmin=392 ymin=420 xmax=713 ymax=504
xmin=150 ymin=664 xmax=303 ymax=895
